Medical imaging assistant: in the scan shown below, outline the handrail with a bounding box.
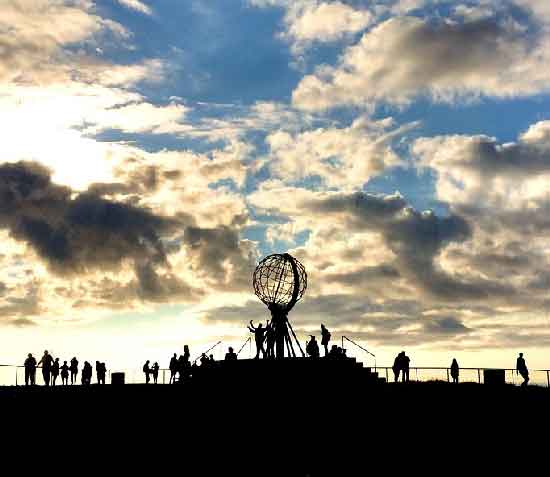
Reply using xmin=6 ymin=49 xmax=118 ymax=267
xmin=193 ymin=341 xmax=223 ymax=363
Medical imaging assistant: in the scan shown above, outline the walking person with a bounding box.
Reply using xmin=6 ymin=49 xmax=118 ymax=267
xmin=60 ymin=361 xmax=69 ymax=386
xmin=321 ymin=324 xmax=331 ymax=357
xmin=70 ymin=357 xmax=78 ymax=385
xmin=51 ymin=358 xmax=60 ymax=386
xmin=516 ymin=353 xmax=529 ymax=386
xmin=82 ymin=361 xmax=92 ymax=385
xmin=97 ymin=362 xmax=107 ymax=385
xmin=24 ymin=353 xmax=37 ymax=386
xmin=37 ymin=350 xmax=54 ymax=386
xmin=143 ymin=360 xmax=151 ymax=384
xmin=450 ymin=359 xmax=459 ymax=384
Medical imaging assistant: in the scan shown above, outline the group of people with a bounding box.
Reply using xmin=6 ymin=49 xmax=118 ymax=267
xmin=248 ymin=321 xmax=333 ymax=360
xmin=142 ymin=360 xmax=160 ymax=384
xmin=24 ymin=351 xmax=107 ymax=386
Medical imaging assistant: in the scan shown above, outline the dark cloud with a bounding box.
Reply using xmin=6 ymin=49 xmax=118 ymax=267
xmin=0 ymin=161 xmax=175 ymax=273
xmin=0 ymin=161 xmax=187 ymax=301
xmin=303 ymin=192 xmax=509 ymax=300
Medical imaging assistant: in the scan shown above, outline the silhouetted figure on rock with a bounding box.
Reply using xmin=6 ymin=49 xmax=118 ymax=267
xmin=516 ymin=353 xmax=529 ymax=386
xmin=169 ymin=353 xmax=178 ymax=384
xmin=450 ymin=359 xmax=459 ymax=384
xmin=225 ymin=347 xmax=237 ymax=361
xmin=152 ymin=362 xmax=159 ymax=384
xmin=248 ymin=320 xmax=267 ymax=359
xmin=24 ymin=353 xmax=37 ymax=386
xmin=143 ymin=360 xmax=151 ymax=384
xmin=306 ymin=336 xmax=320 ymax=358
xmin=60 ymin=361 xmax=69 ymax=385
xmin=37 ymin=350 xmax=54 ymax=386
xmin=51 ymin=358 xmax=60 ymax=386
xmin=321 ymin=324 xmax=331 ymax=357
xmin=70 ymin=357 xmax=78 ymax=385
xmin=82 ymin=361 xmax=92 ymax=385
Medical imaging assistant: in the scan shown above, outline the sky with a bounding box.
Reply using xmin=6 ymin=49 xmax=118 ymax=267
xmin=0 ymin=0 xmax=549 ymax=375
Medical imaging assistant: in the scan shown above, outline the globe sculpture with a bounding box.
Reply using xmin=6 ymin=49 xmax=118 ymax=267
xmin=253 ymin=253 xmax=307 ymax=359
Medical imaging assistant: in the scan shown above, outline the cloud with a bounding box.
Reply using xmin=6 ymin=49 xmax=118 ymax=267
xmin=266 ymin=116 xmax=419 ymax=189
xmin=117 ymin=0 xmax=153 ymax=16
xmin=284 ymin=2 xmax=372 ymax=53
xmin=292 ymin=13 xmax=550 ymax=110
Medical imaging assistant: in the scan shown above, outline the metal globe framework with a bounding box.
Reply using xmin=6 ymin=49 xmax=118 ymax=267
xmin=253 ymin=253 xmax=307 ymax=310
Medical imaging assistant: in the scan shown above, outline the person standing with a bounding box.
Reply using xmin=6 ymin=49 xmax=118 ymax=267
xmin=392 ymin=353 xmax=401 ymax=382
xmin=516 ymin=353 xmax=529 ymax=386
xmin=248 ymin=321 xmax=267 ymax=359
xmin=450 ymin=359 xmax=459 ymax=384
xmin=37 ymin=350 xmax=54 ymax=386
xmin=51 ymin=358 xmax=60 ymax=386
xmin=169 ymin=353 xmax=178 ymax=384
xmin=152 ymin=362 xmax=159 ymax=384
xmin=401 ymin=352 xmax=410 ymax=382
xmin=321 ymin=324 xmax=331 ymax=357
xmin=60 ymin=361 xmax=69 ymax=386
xmin=24 ymin=353 xmax=37 ymax=386
xmin=143 ymin=360 xmax=151 ymax=384
xmin=70 ymin=357 xmax=78 ymax=385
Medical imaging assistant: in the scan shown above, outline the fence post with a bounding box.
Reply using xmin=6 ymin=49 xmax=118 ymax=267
xmin=547 ymin=371 xmax=549 ymax=389
xmin=385 ymin=368 xmax=389 ymax=382
xmin=163 ymin=369 xmax=166 ymax=385
xmin=15 ymin=367 xmax=18 ymax=386
xmin=477 ymin=369 xmax=481 ymax=384
xmin=446 ymin=368 xmax=449 ymax=382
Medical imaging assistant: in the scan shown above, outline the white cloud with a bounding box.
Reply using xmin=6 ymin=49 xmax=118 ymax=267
xmin=117 ymin=0 xmax=153 ymax=16
xmin=292 ymin=14 xmax=550 ymax=110
xmin=266 ymin=116 xmax=419 ymax=189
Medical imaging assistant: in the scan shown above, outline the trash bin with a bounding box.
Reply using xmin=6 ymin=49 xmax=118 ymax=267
xmin=483 ymin=369 xmax=505 ymax=385
xmin=111 ymin=372 xmax=125 ymax=385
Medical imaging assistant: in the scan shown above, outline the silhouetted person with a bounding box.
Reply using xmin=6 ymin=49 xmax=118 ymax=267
xmin=24 ymin=353 xmax=37 ymax=386
xmin=306 ymin=336 xmax=320 ymax=358
xmin=225 ymin=347 xmax=237 ymax=361
xmin=169 ymin=353 xmax=178 ymax=384
xmin=265 ymin=320 xmax=275 ymax=359
xmin=450 ymin=359 xmax=459 ymax=384
xmin=143 ymin=360 xmax=151 ymax=384
xmin=321 ymin=324 xmax=331 ymax=357
xmin=60 ymin=361 xmax=69 ymax=385
xmin=99 ymin=362 xmax=107 ymax=384
xmin=516 ymin=353 xmax=529 ymax=386
xmin=392 ymin=353 xmax=401 ymax=382
xmin=51 ymin=358 xmax=60 ymax=386
xmin=37 ymin=350 xmax=54 ymax=386
xmin=200 ymin=353 xmax=209 ymax=367
xmin=248 ymin=320 xmax=267 ymax=359
xmin=82 ymin=361 xmax=92 ymax=385
xmin=70 ymin=357 xmax=78 ymax=385
xmin=152 ymin=362 xmax=159 ymax=384
xmin=96 ymin=361 xmax=106 ymax=385
xmin=401 ymin=352 xmax=410 ymax=382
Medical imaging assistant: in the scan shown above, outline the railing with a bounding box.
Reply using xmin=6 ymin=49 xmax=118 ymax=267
xmin=374 ymin=366 xmax=550 ymax=387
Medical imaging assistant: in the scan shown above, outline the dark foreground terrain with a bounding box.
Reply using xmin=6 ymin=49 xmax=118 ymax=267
xmin=3 ymin=358 xmax=548 ymax=474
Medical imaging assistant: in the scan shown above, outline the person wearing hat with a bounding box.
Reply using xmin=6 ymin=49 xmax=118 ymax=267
xmin=306 ymin=335 xmax=320 ymax=358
